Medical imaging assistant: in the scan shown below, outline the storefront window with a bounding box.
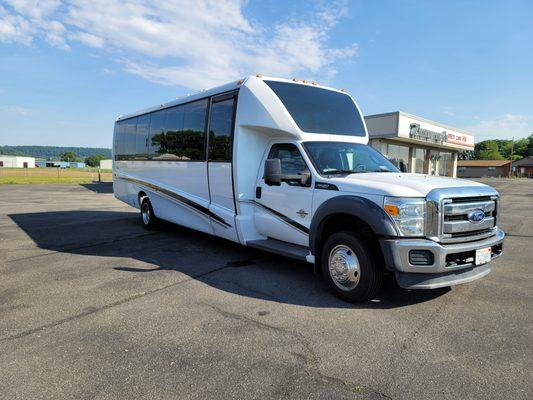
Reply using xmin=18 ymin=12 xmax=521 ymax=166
xmin=429 ymin=150 xmax=439 ymax=175
xmin=439 ymin=152 xmax=453 ymax=177
xmin=386 ymin=143 xmax=410 ymax=172
xmin=413 ymin=148 xmax=428 ymax=174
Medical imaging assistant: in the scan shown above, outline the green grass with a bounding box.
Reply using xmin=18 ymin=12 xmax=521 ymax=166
xmin=0 ymin=168 xmax=113 ymax=185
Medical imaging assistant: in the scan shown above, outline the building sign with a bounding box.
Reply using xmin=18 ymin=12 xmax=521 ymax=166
xmin=409 ymin=124 xmax=448 ymax=145
xmin=446 ymin=132 xmax=470 ymax=146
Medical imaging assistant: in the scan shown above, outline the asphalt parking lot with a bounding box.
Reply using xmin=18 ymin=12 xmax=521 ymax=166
xmin=0 ymin=179 xmax=532 ymax=399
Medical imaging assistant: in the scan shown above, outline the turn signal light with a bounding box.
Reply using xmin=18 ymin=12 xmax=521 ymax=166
xmin=384 ymin=205 xmax=399 ymax=217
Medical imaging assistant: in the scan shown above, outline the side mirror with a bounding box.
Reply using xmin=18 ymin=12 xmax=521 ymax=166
xmin=300 ymin=169 xmax=311 ymax=187
xmin=399 ymin=161 xmax=407 ymax=173
xmin=264 ymin=159 xmax=281 ymax=186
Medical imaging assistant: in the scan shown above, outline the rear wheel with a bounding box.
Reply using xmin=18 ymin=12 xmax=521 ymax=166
xmin=140 ymin=197 xmax=158 ymax=230
xmin=321 ymin=231 xmax=382 ymax=302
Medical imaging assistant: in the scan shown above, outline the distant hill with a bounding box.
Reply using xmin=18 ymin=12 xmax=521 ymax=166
xmin=0 ymin=146 xmax=112 ymax=160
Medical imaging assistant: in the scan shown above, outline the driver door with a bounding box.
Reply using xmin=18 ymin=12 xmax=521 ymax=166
xmin=254 ymin=143 xmax=314 ymax=247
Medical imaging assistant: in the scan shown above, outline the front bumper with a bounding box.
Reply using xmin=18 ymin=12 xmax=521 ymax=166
xmin=380 ymin=228 xmax=505 ymax=289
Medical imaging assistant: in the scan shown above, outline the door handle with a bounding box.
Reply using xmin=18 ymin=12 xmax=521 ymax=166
xmin=255 ymin=186 xmax=262 ymax=199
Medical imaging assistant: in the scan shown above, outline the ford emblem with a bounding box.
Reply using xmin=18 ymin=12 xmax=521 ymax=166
xmin=468 ymin=209 xmax=486 ymax=223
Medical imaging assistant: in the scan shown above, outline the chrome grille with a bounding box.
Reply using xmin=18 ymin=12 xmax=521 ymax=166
xmin=440 ymin=196 xmax=498 ymax=243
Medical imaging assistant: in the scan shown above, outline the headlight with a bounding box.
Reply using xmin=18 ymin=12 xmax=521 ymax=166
xmin=383 ymin=197 xmax=426 ymax=237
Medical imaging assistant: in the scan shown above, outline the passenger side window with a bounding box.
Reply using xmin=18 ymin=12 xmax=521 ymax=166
xmin=182 ymin=99 xmax=208 ymax=161
xmin=149 ymin=99 xmax=207 ymax=161
xmin=123 ymin=117 xmax=138 ymax=160
xmin=268 ymin=143 xmax=311 ymax=187
xmin=208 ymin=92 xmax=237 ymax=162
xmin=135 ymin=114 xmax=150 ymax=160
xmin=114 ymin=120 xmax=126 ymax=161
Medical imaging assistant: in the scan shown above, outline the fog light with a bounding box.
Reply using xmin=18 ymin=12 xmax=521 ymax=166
xmin=409 ymin=250 xmax=434 ymax=265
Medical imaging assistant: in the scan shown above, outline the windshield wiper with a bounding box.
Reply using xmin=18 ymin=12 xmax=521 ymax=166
xmin=325 ymin=169 xmax=393 ymax=175
xmin=324 ymin=169 xmax=356 ymax=175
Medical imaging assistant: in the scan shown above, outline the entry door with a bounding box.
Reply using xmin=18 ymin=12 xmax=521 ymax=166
xmin=254 ymin=143 xmax=314 ymax=247
xmin=207 ymin=91 xmax=239 ymax=242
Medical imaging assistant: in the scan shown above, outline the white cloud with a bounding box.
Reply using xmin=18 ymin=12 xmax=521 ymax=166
xmin=0 ymin=105 xmax=33 ymax=115
xmin=0 ymin=0 xmax=69 ymax=49
xmin=0 ymin=0 xmax=356 ymax=88
xmin=468 ymin=114 xmax=533 ymax=141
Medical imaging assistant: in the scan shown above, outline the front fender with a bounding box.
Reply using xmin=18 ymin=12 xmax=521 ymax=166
xmin=309 ymin=195 xmax=399 ymax=255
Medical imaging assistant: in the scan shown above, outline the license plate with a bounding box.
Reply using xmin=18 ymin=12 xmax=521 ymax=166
xmin=475 ymin=247 xmax=492 ymax=265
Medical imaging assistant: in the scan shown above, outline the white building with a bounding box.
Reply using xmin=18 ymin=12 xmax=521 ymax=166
xmin=0 ymin=155 xmax=35 ymax=168
xmin=99 ymin=159 xmax=112 ymax=170
xmin=365 ymin=112 xmax=475 ymax=178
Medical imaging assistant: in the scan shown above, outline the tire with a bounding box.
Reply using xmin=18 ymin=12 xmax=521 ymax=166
xmin=140 ymin=197 xmax=158 ymax=230
xmin=321 ymin=231 xmax=383 ymax=302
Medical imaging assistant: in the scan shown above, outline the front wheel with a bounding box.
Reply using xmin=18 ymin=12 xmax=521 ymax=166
xmin=321 ymin=231 xmax=383 ymax=302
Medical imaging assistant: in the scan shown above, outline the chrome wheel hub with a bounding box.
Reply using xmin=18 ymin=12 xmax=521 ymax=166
xmin=141 ymin=203 xmax=150 ymax=225
xmin=328 ymin=245 xmax=360 ymax=291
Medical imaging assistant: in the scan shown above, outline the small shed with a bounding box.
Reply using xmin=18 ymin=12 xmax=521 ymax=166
xmin=513 ymin=156 xmax=533 ymax=178
xmin=457 ymin=160 xmax=511 ymax=178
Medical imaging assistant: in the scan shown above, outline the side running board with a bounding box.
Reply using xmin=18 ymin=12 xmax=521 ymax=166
xmin=247 ymin=238 xmax=310 ymax=261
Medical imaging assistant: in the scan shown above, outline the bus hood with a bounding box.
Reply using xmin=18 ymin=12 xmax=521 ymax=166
xmin=329 ymin=173 xmax=489 ymax=198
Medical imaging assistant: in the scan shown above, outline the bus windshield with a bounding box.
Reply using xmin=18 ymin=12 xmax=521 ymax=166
xmin=265 ymin=81 xmax=366 ymax=136
xmin=304 ymin=142 xmax=399 ymax=175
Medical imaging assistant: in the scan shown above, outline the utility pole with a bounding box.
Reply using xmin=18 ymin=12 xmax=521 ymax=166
xmin=509 ymin=136 xmax=515 ymax=178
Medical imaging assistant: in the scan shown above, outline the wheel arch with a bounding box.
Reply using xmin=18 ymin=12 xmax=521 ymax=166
xmin=137 ymin=190 xmax=148 ymax=208
xmin=310 ymin=195 xmax=398 ymax=257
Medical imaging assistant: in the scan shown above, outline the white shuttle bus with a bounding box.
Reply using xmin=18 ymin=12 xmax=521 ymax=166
xmin=113 ymin=75 xmax=505 ymax=302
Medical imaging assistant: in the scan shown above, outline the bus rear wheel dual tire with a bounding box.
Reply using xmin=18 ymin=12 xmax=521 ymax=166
xmin=321 ymin=231 xmax=383 ymax=303
xmin=140 ymin=197 xmax=158 ymax=230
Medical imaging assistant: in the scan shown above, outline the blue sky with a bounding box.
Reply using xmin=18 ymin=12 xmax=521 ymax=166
xmin=0 ymin=0 xmax=532 ymax=148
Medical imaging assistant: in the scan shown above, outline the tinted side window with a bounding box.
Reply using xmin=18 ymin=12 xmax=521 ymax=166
xmin=182 ymin=99 xmax=207 ymax=161
xmin=123 ymin=117 xmax=138 ymax=159
xmin=149 ymin=102 xmax=206 ymax=161
xmin=114 ymin=121 xmax=126 ymax=160
xmin=149 ymin=109 xmax=166 ymax=158
xmin=268 ymin=144 xmax=307 ymax=175
xmin=161 ymin=106 xmax=185 ymax=160
xmin=135 ymin=114 xmax=150 ymax=160
xmin=208 ymin=93 xmax=237 ymax=162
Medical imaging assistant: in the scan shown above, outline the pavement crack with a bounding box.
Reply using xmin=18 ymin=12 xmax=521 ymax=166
xmin=0 ymin=263 xmax=233 ymax=342
xmin=208 ymin=304 xmax=393 ymax=399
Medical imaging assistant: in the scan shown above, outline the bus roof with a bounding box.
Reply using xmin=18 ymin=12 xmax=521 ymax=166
xmin=115 ymin=75 xmax=346 ymax=122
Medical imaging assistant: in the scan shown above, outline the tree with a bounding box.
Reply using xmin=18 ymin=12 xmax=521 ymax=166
xmin=475 ymin=140 xmax=504 ymax=160
xmin=526 ymin=134 xmax=533 ymax=157
xmin=85 ymin=154 xmax=106 ymax=167
xmin=59 ymin=151 xmax=78 ymax=162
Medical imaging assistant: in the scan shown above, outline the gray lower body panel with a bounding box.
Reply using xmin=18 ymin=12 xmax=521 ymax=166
xmin=247 ymin=238 xmax=310 ymax=262
xmin=395 ymin=263 xmax=492 ymax=289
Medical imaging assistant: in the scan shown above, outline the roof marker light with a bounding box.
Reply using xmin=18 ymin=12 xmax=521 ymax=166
xmin=311 ymin=81 xmax=318 ymax=85
xmin=302 ymin=80 xmax=308 ymax=84
xmin=340 ymin=88 xmax=347 ymax=92
xmin=237 ymin=79 xmax=244 ymax=85
xmin=256 ymin=73 xmax=263 ymax=78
